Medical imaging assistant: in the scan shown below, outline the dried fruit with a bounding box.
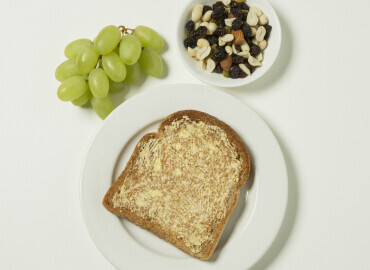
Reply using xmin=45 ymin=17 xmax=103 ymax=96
xmin=240 ymin=2 xmax=249 ymax=10
xmin=184 ymin=37 xmax=197 ymax=48
xmin=211 ymin=5 xmax=226 ymax=19
xmin=249 ymin=43 xmax=261 ymax=57
xmin=229 ymin=65 xmax=241 ymax=78
xmin=202 ymin=5 xmax=212 ymax=15
xmin=207 ymin=35 xmax=218 ymax=45
xmin=194 ymin=26 xmax=207 ymax=39
xmin=230 ymin=1 xmax=239 ymax=8
xmin=220 ymin=54 xmax=232 ymax=71
xmin=263 ymin=24 xmax=272 ymax=40
xmin=231 ymin=30 xmax=244 ymax=45
xmin=228 ymin=12 xmax=236 ymax=18
xmin=232 ymin=54 xmax=245 ymax=64
xmin=230 ymin=7 xmax=243 ymax=19
xmin=231 ymin=18 xmax=243 ymax=30
xmin=212 ymin=1 xmax=224 ymax=9
xmin=211 ymin=46 xmax=227 ymax=62
xmin=213 ymin=64 xmax=223 ymax=73
xmin=185 ymin=20 xmax=195 ymax=31
xmin=241 ymin=24 xmax=252 ymax=38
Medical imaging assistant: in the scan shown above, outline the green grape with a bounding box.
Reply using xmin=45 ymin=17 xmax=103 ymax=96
xmin=57 ymin=76 xmax=88 ymax=101
xmin=114 ymin=46 xmax=119 ymax=54
xmin=138 ymin=47 xmax=163 ymax=77
xmin=102 ymin=52 xmax=126 ymax=82
xmin=124 ymin=62 xmax=141 ymax=84
xmin=64 ymin=39 xmax=92 ymax=59
xmin=109 ymin=78 xmax=125 ymax=93
xmin=55 ymin=58 xmax=80 ymax=82
xmin=133 ymin=26 xmax=164 ymax=51
xmin=119 ymin=34 xmax=142 ymax=65
xmin=94 ymin=25 xmax=121 ymax=55
xmin=76 ymin=44 xmax=99 ymax=75
xmin=88 ymin=68 xmax=109 ymax=98
xmin=72 ymin=88 xmax=91 ymax=106
xmin=91 ymin=95 xmax=114 ymax=119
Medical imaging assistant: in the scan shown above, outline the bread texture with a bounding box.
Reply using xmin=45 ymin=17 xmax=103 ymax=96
xmin=103 ymin=110 xmax=250 ymax=260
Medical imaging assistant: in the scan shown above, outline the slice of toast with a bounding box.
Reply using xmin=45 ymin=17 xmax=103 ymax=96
xmin=103 ymin=110 xmax=250 ymax=260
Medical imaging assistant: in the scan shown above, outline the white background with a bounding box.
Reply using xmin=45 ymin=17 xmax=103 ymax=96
xmin=1 ymin=0 xmax=370 ymax=269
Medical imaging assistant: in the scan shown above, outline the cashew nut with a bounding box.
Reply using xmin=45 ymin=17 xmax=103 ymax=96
xmin=202 ymin=10 xmax=213 ymax=22
xmin=197 ymin=38 xmax=210 ymax=48
xmin=247 ymin=10 xmax=258 ymax=26
xmin=206 ymin=58 xmax=216 ymax=72
xmin=248 ymin=56 xmax=262 ymax=66
xmin=192 ymin=4 xmax=203 ymax=22
xmin=197 ymin=45 xmax=211 ymax=60
xmin=256 ymin=26 xmax=266 ymax=42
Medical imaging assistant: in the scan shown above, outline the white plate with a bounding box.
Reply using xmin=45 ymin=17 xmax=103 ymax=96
xmin=176 ymin=0 xmax=282 ymax=88
xmin=80 ymin=84 xmax=288 ymax=270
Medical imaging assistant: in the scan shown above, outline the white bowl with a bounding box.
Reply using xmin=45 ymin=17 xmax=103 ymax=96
xmin=176 ymin=0 xmax=282 ymax=88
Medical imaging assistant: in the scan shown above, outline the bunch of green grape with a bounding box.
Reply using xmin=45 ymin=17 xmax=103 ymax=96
xmin=55 ymin=25 xmax=164 ymax=119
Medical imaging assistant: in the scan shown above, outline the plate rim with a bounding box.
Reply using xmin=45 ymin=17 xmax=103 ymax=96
xmin=79 ymin=84 xmax=288 ymax=269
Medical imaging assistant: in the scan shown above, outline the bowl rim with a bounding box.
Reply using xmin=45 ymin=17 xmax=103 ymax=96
xmin=175 ymin=0 xmax=282 ymax=88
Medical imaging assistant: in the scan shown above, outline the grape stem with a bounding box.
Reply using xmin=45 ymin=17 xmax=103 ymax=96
xmin=119 ymin=26 xmax=135 ymax=36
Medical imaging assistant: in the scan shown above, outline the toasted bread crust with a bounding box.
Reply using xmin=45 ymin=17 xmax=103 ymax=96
xmin=103 ymin=110 xmax=250 ymax=260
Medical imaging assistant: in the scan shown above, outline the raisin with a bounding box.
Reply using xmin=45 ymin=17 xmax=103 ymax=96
xmin=217 ymin=14 xmax=228 ymax=27
xmin=232 ymin=55 xmax=245 ymax=64
xmin=239 ymin=68 xmax=247 ymax=78
xmin=213 ymin=64 xmax=223 ymax=73
xmin=229 ymin=65 xmax=241 ymax=79
xmin=214 ymin=27 xmax=226 ymax=37
xmin=183 ymin=38 xmax=196 ymax=49
xmin=250 ymin=44 xmax=261 ymax=57
xmin=235 ymin=45 xmax=241 ymax=51
xmin=242 ymin=12 xmax=248 ymax=21
xmin=212 ymin=1 xmax=224 ymax=9
xmin=231 ymin=18 xmax=243 ymax=30
xmin=211 ymin=5 xmax=226 ymax=19
xmin=185 ymin=20 xmax=194 ymax=32
xmin=194 ymin=26 xmax=207 ymax=40
xmin=241 ymin=24 xmax=252 ymax=38
xmin=188 ymin=30 xmax=195 ymax=38
xmin=202 ymin=5 xmax=212 ymax=15
xmin=211 ymin=46 xmax=227 ymax=62
xmin=230 ymin=7 xmax=243 ymax=19
xmin=240 ymin=2 xmax=249 ymax=10
xmin=230 ymin=1 xmax=239 ymax=8
xmin=263 ymin=24 xmax=272 ymax=40
xmin=207 ymin=35 xmax=218 ymax=46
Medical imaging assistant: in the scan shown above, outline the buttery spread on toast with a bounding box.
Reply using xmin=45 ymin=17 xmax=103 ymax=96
xmin=112 ymin=116 xmax=243 ymax=253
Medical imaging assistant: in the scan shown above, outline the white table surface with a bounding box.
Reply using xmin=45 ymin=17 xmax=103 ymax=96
xmin=1 ymin=0 xmax=370 ymax=269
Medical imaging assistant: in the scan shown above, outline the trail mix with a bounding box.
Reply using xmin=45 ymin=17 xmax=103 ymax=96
xmin=183 ymin=0 xmax=272 ymax=79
